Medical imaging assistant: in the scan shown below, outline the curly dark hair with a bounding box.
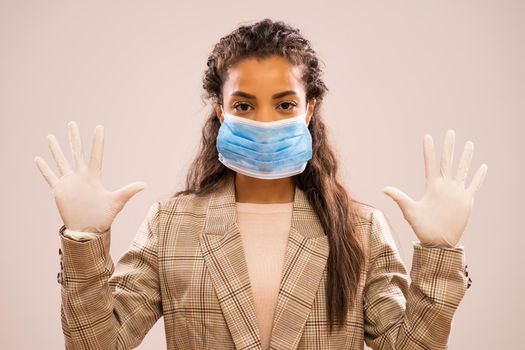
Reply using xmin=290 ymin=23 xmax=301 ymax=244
xmin=172 ymin=18 xmax=367 ymax=333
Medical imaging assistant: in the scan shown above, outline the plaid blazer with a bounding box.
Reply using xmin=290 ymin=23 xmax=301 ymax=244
xmin=57 ymin=174 xmax=471 ymax=349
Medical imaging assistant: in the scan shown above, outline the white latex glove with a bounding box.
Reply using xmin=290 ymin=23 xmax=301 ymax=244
xmin=35 ymin=121 xmax=147 ymax=233
xmin=382 ymin=130 xmax=488 ymax=247
xmin=63 ymin=228 xmax=102 ymax=241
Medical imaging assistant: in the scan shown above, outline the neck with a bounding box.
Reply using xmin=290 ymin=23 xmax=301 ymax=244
xmin=234 ymin=173 xmax=295 ymax=203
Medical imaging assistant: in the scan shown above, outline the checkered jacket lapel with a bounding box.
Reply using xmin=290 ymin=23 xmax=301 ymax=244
xmin=200 ymin=175 xmax=329 ymax=350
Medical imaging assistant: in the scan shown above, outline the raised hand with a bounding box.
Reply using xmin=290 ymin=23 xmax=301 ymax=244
xmin=382 ymin=130 xmax=488 ymax=247
xmin=34 ymin=121 xmax=147 ymax=233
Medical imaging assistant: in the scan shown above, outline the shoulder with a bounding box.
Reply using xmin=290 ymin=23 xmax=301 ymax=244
xmin=350 ymin=200 xmax=397 ymax=251
xmin=155 ymin=190 xmax=212 ymax=219
xmin=349 ymin=199 xmax=380 ymax=227
xmin=350 ymin=200 xmax=392 ymax=228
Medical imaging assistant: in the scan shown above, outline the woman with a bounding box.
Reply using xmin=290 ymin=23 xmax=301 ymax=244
xmin=35 ymin=18 xmax=486 ymax=350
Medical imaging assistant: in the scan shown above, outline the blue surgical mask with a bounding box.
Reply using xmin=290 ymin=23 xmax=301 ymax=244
xmin=216 ymin=104 xmax=312 ymax=180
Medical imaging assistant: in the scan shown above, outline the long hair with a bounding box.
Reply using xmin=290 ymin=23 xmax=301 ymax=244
xmin=172 ymin=18 xmax=367 ymax=333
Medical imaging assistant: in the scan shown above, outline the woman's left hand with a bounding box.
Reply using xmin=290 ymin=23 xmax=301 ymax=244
xmin=382 ymin=130 xmax=488 ymax=247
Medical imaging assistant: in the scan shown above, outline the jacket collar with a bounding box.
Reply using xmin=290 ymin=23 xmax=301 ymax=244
xmin=200 ymin=174 xmax=329 ymax=350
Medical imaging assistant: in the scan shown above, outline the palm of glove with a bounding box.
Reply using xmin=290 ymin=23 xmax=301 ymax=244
xmin=53 ymin=169 xmax=120 ymax=233
xmin=383 ymin=130 xmax=487 ymax=247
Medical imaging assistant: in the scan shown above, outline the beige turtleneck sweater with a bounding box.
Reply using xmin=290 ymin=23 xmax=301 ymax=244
xmin=63 ymin=201 xmax=294 ymax=350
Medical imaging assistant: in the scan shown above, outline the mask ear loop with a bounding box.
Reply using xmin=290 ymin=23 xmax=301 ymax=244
xmin=304 ymin=103 xmax=310 ymax=125
xmin=219 ymin=104 xmax=225 ymax=120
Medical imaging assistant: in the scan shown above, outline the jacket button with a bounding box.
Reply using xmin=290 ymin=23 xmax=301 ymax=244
xmin=57 ymin=271 xmax=63 ymax=284
xmin=60 ymin=261 xmax=63 ymax=270
xmin=59 ymin=248 xmax=62 ymax=256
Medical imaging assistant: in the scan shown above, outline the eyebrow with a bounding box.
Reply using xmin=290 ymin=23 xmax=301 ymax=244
xmin=230 ymin=90 xmax=299 ymax=99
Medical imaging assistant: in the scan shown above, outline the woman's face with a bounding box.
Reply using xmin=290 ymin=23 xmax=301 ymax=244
xmin=215 ymin=55 xmax=316 ymax=125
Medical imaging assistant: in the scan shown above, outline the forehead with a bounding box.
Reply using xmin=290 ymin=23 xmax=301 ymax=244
xmin=223 ymin=56 xmax=304 ymax=95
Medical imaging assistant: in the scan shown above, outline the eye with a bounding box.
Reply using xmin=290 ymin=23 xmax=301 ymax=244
xmin=232 ymin=102 xmax=253 ymax=112
xmin=278 ymin=101 xmax=298 ymax=111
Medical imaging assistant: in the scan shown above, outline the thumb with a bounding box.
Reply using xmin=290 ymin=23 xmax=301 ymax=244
xmin=382 ymin=186 xmax=416 ymax=213
xmin=113 ymin=181 xmax=148 ymax=205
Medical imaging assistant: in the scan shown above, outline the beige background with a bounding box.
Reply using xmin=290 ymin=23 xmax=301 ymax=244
xmin=1 ymin=0 xmax=523 ymax=349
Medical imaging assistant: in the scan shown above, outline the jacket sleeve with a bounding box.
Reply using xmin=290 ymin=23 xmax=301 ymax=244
xmin=363 ymin=209 xmax=471 ymax=350
xmin=57 ymin=201 xmax=163 ymax=350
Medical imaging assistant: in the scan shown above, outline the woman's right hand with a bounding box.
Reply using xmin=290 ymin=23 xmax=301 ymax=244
xmin=34 ymin=121 xmax=147 ymax=233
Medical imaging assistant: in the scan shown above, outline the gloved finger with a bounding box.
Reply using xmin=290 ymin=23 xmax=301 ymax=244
xmin=68 ymin=121 xmax=86 ymax=171
xmin=112 ymin=181 xmax=147 ymax=205
xmin=47 ymin=134 xmax=73 ymax=176
xmin=439 ymin=129 xmax=455 ymax=179
xmin=88 ymin=125 xmax=105 ymax=176
xmin=467 ymin=163 xmax=488 ymax=196
xmin=423 ymin=134 xmax=438 ymax=181
xmin=382 ymin=186 xmax=417 ymax=215
xmin=455 ymin=141 xmax=473 ymax=185
xmin=34 ymin=156 xmax=59 ymax=188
